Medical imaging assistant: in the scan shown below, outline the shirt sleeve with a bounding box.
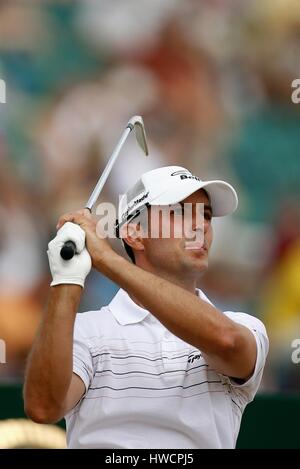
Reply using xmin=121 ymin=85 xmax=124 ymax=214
xmin=222 ymin=311 xmax=269 ymax=404
xmin=72 ymin=314 xmax=94 ymax=393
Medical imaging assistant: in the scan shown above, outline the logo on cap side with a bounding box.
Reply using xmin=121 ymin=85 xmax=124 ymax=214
xmin=122 ymin=191 xmax=149 ymax=220
xmin=171 ymin=170 xmax=201 ymax=182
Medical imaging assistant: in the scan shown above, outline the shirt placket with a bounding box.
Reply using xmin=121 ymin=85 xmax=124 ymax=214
xmin=161 ymin=328 xmax=186 ymax=377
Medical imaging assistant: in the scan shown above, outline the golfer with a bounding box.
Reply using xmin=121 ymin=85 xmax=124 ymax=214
xmin=24 ymin=166 xmax=269 ymax=449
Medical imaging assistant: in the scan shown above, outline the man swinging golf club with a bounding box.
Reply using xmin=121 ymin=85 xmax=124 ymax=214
xmin=24 ymin=117 xmax=268 ymax=449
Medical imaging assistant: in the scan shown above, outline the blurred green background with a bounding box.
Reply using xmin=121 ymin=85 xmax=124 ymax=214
xmin=0 ymin=0 xmax=300 ymax=448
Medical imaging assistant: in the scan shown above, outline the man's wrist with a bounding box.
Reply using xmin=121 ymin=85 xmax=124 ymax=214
xmin=49 ymin=284 xmax=83 ymax=311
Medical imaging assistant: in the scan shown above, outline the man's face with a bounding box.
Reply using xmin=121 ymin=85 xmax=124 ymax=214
xmin=139 ymin=189 xmax=213 ymax=277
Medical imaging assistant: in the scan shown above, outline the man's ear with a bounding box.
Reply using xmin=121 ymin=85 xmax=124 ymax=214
xmin=120 ymin=223 xmax=145 ymax=253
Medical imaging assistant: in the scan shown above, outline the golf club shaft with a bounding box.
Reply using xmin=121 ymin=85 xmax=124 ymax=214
xmin=85 ymin=125 xmax=132 ymax=211
xmin=60 ymin=124 xmax=133 ymax=260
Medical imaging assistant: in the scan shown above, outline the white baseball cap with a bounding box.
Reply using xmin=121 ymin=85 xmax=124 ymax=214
xmin=117 ymin=166 xmax=238 ymax=230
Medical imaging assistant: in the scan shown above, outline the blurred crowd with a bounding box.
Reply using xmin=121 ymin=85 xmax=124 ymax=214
xmin=0 ymin=0 xmax=300 ymax=392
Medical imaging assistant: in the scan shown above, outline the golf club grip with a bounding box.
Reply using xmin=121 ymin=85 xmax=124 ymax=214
xmin=60 ymin=241 xmax=76 ymax=260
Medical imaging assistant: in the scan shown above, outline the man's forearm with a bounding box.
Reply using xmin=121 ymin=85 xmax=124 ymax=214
xmin=24 ymin=285 xmax=82 ymax=422
xmin=98 ymin=253 xmax=237 ymax=356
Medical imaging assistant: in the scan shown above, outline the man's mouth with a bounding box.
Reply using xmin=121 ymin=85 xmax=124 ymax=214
xmin=184 ymin=241 xmax=207 ymax=251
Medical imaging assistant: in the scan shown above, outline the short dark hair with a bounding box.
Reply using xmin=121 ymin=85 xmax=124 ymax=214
xmin=119 ymin=206 xmax=149 ymax=265
xmin=123 ymin=241 xmax=136 ymax=264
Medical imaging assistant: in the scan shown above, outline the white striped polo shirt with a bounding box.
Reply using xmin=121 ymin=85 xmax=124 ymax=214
xmin=65 ymin=288 xmax=268 ymax=449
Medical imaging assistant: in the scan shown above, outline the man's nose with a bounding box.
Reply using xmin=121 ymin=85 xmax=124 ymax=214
xmin=192 ymin=212 xmax=208 ymax=233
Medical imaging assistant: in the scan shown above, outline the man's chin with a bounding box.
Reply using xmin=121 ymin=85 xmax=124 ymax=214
xmin=184 ymin=253 xmax=209 ymax=273
xmin=194 ymin=261 xmax=209 ymax=273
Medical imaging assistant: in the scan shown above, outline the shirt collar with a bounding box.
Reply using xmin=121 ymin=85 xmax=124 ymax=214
xmin=108 ymin=287 xmax=213 ymax=326
xmin=196 ymin=287 xmax=214 ymax=306
xmin=108 ymin=288 xmax=150 ymax=325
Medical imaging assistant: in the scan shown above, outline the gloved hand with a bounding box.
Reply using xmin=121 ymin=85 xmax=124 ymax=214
xmin=47 ymin=222 xmax=92 ymax=287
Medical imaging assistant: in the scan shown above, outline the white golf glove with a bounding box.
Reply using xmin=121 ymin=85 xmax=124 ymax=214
xmin=47 ymin=222 xmax=92 ymax=287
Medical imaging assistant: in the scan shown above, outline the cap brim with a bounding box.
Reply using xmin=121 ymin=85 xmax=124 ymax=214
xmin=149 ymin=179 xmax=238 ymax=217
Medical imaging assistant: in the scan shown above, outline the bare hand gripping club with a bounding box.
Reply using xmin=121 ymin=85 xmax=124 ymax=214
xmin=60 ymin=116 xmax=149 ymax=261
